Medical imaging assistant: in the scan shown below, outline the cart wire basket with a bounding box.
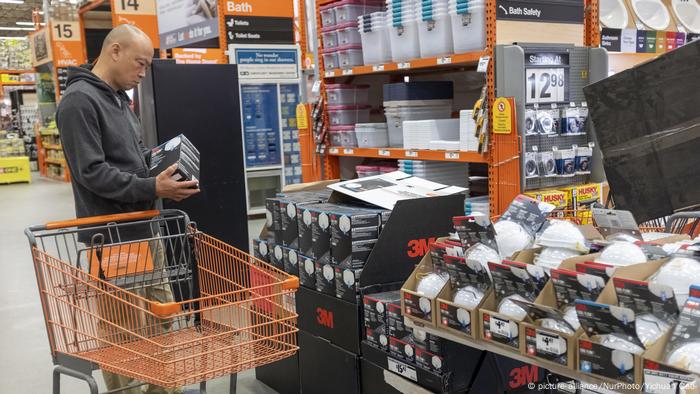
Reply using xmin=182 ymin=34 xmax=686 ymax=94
xmin=25 ymin=209 xmax=299 ymax=391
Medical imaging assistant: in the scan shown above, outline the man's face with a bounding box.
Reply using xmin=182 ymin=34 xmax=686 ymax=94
xmin=112 ymin=38 xmax=153 ymax=91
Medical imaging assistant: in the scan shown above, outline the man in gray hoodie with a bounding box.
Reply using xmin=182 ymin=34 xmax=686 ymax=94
xmin=56 ymin=25 xmax=195 ymax=394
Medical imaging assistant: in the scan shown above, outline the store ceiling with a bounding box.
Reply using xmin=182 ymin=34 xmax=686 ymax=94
xmin=0 ymin=0 xmax=44 ymax=38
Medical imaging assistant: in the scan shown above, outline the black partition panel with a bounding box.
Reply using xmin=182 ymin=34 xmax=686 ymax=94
xmin=140 ymin=61 xmax=248 ymax=251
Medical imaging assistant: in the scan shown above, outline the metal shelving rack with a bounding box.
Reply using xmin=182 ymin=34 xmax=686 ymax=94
xmin=306 ymin=0 xmax=602 ymax=218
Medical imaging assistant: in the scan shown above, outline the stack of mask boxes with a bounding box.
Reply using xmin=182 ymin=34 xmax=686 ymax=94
xmin=256 ymin=191 xmax=391 ymax=302
xmin=363 ymin=290 xmax=447 ymax=375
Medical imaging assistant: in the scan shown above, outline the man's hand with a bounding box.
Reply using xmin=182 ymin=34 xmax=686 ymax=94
xmin=155 ymin=164 xmax=200 ymax=201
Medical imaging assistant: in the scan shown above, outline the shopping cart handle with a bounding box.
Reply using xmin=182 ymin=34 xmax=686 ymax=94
xmin=150 ymin=301 xmax=181 ymax=317
xmin=283 ymin=276 xmax=300 ymax=291
xmin=45 ymin=210 xmax=161 ymax=230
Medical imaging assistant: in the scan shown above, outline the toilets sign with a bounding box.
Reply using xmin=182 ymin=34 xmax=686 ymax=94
xmin=496 ymin=0 xmax=583 ymax=24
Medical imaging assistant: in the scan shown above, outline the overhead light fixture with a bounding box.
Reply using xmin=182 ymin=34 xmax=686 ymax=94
xmin=0 ymin=0 xmax=25 ymax=4
xmin=16 ymin=22 xmax=44 ymax=26
xmin=0 ymin=27 xmax=36 ymax=31
xmin=0 ymin=36 xmax=28 ymax=40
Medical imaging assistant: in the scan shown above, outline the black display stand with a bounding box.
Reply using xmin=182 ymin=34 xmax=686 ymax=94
xmin=295 ymin=194 xmax=465 ymax=393
xmin=139 ymin=61 xmax=249 ymax=251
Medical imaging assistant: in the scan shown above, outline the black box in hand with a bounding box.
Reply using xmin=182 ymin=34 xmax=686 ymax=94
xmin=149 ymin=134 xmax=200 ymax=182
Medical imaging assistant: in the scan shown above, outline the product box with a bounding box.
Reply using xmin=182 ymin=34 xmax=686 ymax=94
xmin=270 ymin=243 xmax=285 ymax=271
xmin=330 ymin=207 xmax=380 ymax=267
xmin=452 ymin=215 xmax=498 ymax=250
xmin=437 ymin=284 xmax=492 ymax=340
xmin=149 ymin=134 xmax=200 ymax=182
xmin=429 ymin=239 xmax=464 ymax=275
xmin=411 ymin=327 xmax=444 ymax=356
xmin=562 ymin=183 xmax=603 ymax=219
xmin=576 ymin=259 xmax=669 ymax=385
xmin=363 ymin=291 xmax=399 ymax=330
xmin=252 ymin=238 xmax=270 ymax=263
xmin=282 ymin=247 xmax=299 ymax=276
xmin=266 ymin=199 xmax=282 ymax=244
xmin=335 ymin=267 xmax=362 ymax=301
xmin=309 ymin=204 xmax=334 ymax=264
xmin=389 ymin=335 xmax=416 ymax=363
xmin=479 ymin=260 xmax=546 ymax=351
xmin=642 ymin=288 xmax=700 ymax=394
xmin=387 ymin=299 xmax=411 ymax=339
xmin=279 ymin=194 xmax=327 ymax=249
xmin=299 ymin=254 xmax=316 ymax=289
xmin=401 ymin=253 xmax=448 ymax=327
xmin=315 ymin=260 xmax=336 ymax=295
xmin=297 ymin=204 xmax=315 ymax=256
xmin=524 ymin=189 xmax=571 ymax=212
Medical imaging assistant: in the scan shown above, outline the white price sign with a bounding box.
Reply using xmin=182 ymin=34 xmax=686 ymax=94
xmin=329 ymin=148 xmax=339 ymax=154
xmin=325 ymin=71 xmax=335 ymax=78
xmin=536 ymin=331 xmax=565 ymax=356
xmin=526 ymin=68 xmax=566 ymax=104
xmin=372 ymin=65 xmax=385 ymax=72
xmin=387 ymin=358 xmax=418 ymax=381
xmin=490 ymin=316 xmax=514 ymax=338
xmin=343 ymin=148 xmax=354 ymax=154
xmin=398 ymin=62 xmax=411 ymax=69
xmin=644 ymin=369 xmax=699 ymax=394
xmin=342 ymin=69 xmax=353 ymax=76
xmin=378 ymin=149 xmax=391 ymax=157
xmin=445 ymin=152 xmax=459 ymax=160
xmin=405 ymin=150 xmax=418 ymax=158
xmin=437 ymin=56 xmax=452 ymax=65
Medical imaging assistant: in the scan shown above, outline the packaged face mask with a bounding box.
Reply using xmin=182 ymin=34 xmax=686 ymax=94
xmin=525 ymin=108 xmax=538 ymax=135
xmin=575 ymin=145 xmax=593 ymax=174
xmin=525 ymin=151 xmax=539 ymax=178
xmin=536 ymin=109 xmax=558 ymax=135
xmin=539 ymin=151 xmax=557 ymax=177
xmin=562 ymin=106 xmax=585 ymax=134
xmin=554 ymin=149 xmax=576 ymax=177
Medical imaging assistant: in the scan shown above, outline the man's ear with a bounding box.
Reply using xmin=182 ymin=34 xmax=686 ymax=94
xmin=109 ymin=43 xmax=121 ymax=61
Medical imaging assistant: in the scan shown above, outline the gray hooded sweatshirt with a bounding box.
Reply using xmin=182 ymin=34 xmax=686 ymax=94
xmin=56 ymin=65 xmax=157 ymax=241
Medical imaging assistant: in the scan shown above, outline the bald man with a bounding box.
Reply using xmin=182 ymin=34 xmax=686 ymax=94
xmin=56 ymin=25 xmax=191 ymax=394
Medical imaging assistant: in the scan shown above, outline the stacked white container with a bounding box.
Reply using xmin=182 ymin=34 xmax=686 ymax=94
xmin=448 ymin=0 xmax=486 ymax=53
xmin=403 ymin=118 xmax=460 ymax=150
xmin=383 ymin=81 xmax=454 ymax=148
xmin=398 ymin=160 xmax=469 ymax=187
xmin=334 ymin=0 xmax=383 ymax=24
xmin=386 ymin=0 xmax=421 ymax=61
xmin=358 ymin=12 xmax=393 ymax=64
xmin=415 ymin=0 xmax=454 ymax=57
xmin=355 ymin=123 xmax=390 ymax=148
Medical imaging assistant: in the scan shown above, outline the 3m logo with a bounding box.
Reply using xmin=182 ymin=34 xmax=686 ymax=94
xmin=508 ymin=365 xmax=539 ymax=389
xmin=316 ymin=307 xmax=334 ymax=329
xmin=407 ymin=237 xmax=437 ymax=258
xmin=645 ymin=360 xmax=660 ymax=370
xmin=580 ymin=340 xmax=593 ymax=350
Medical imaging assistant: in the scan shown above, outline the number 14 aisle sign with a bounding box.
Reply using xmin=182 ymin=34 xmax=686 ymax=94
xmin=110 ymin=0 xmax=160 ymax=48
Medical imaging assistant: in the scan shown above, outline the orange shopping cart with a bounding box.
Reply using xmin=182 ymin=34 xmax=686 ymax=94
xmin=25 ymin=210 xmax=299 ymax=394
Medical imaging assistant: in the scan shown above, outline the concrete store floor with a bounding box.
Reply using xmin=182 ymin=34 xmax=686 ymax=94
xmin=0 ymin=174 xmax=276 ymax=394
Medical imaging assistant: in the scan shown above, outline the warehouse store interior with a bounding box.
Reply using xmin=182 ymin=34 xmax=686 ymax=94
xmin=1 ymin=0 xmax=700 ymax=393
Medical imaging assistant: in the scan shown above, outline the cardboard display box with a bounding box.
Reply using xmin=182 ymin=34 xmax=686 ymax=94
xmin=576 ymin=259 xmax=668 ymax=386
xmin=436 ymin=282 xmax=492 ymax=341
xmin=255 ymin=352 xmax=299 ymax=394
xmin=642 ymin=331 xmax=700 ymax=393
xmin=401 ymin=253 xmax=445 ymax=328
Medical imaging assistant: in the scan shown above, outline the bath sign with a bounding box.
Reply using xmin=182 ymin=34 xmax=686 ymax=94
xmin=496 ymin=0 xmax=584 ymax=24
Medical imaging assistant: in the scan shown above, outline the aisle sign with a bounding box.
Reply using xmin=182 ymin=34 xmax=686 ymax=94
xmin=49 ymin=21 xmax=84 ymax=68
xmin=171 ymin=48 xmax=221 ymax=64
xmin=492 ymin=97 xmax=514 ymax=134
xmin=232 ymin=46 xmax=299 ymax=80
xmin=223 ymin=0 xmax=294 ymax=44
xmin=111 ymin=0 xmax=160 ymax=48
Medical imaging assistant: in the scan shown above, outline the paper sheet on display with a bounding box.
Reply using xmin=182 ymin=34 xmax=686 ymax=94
xmin=328 ymin=171 xmax=467 ymax=210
